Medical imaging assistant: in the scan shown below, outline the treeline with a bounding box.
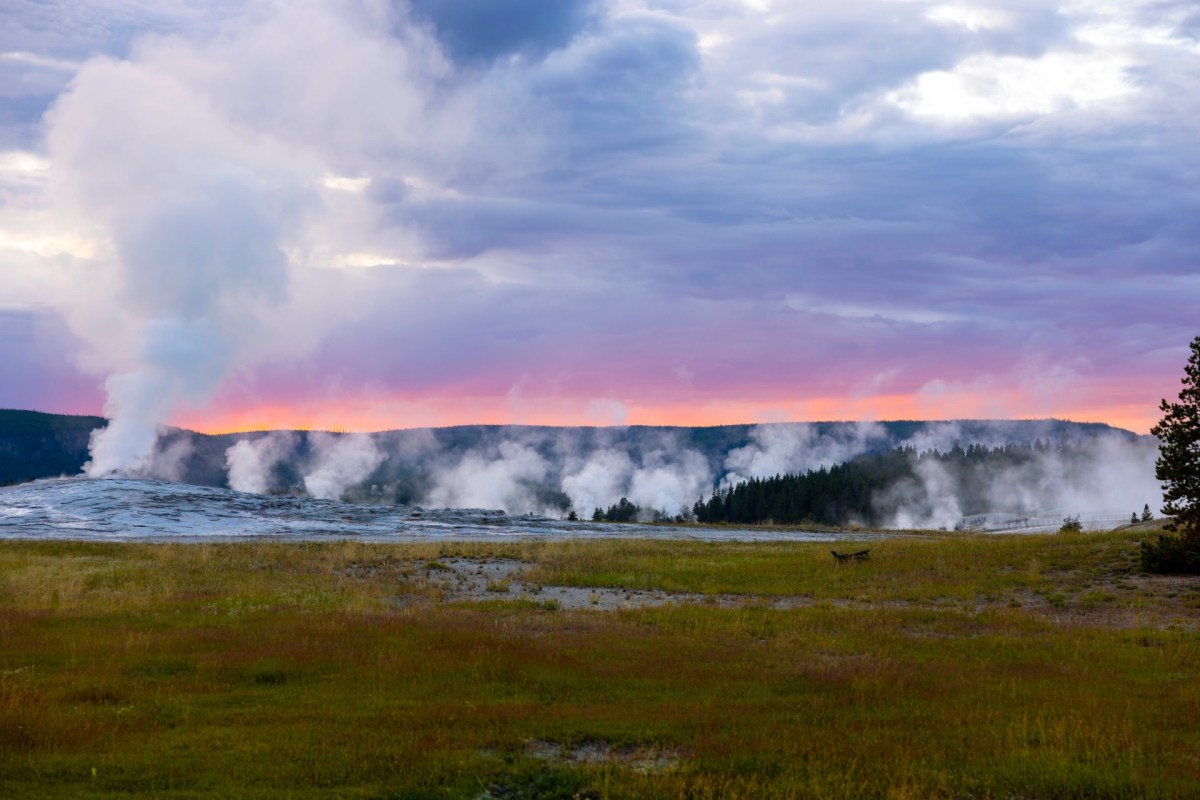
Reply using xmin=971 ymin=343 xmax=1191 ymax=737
xmin=0 ymin=410 xmax=105 ymax=486
xmin=692 ymin=440 xmax=1093 ymax=527
xmin=591 ymin=497 xmax=685 ymax=524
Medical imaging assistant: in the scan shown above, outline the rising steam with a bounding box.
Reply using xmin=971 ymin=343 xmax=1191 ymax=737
xmin=721 ymin=422 xmax=887 ymax=488
xmin=226 ymin=433 xmax=298 ymax=494
xmin=303 ymin=433 xmax=385 ymax=501
xmin=46 ymin=2 xmax=475 ymax=478
xmin=49 ymin=60 xmax=300 ymax=477
xmin=557 ymin=436 xmax=713 ymax=519
xmin=874 ymin=432 xmax=1162 ymax=530
xmin=425 ymin=441 xmax=551 ymax=512
xmin=185 ymin=422 xmax=1165 ymax=528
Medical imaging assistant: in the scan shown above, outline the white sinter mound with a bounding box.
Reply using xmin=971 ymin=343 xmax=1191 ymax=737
xmin=0 ymin=476 xmax=847 ymax=543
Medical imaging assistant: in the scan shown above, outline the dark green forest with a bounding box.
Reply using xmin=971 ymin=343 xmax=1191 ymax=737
xmin=0 ymin=409 xmax=104 ymax=485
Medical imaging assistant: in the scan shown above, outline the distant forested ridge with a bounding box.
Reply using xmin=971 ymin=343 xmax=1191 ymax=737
xmin=0 ymin=410 xmax=105 ymax=485
xmin=1 ymin=410 xmax=1150 ymax=526
xmin=691 ymin=439 xmax=1155 ymax=528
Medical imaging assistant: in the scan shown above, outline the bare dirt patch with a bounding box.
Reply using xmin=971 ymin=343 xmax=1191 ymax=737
xmin=405 ymin=557 xmax=731 ymax=610
xmin=339 ymin=554 xmax=1200 ymax=629
xmin=525 ymin=738 xmax=685 ymax=773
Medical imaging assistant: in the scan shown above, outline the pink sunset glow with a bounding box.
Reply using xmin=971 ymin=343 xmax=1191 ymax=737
xmin=170 ymin=385 xmax=1166 ymax=437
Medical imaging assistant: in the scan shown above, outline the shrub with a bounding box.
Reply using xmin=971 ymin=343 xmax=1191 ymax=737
xmin=1140 ymin=534 xmax=1200 ymax=574
xmin=1058 ymin=515 xmax=1083 ymax=534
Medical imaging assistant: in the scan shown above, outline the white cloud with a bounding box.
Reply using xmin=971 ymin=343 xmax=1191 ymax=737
xmin=889 ymin=50 xmax=1135 ymax=121
xmin=926 ymin=4 xmax=1013 ymax=32
xmin=784 ymin=293 xmax=965 ymax=325
xmin=321 ymin=175 xmax=370 ymax=193
xmin=0 ymin=150 xmax=50 ymax=175
xmin=1 ymin=51 xmax=82 ymax=72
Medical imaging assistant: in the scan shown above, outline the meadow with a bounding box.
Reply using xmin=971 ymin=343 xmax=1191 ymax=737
xmin=1 ymin=528 xmax=1198 ymax=799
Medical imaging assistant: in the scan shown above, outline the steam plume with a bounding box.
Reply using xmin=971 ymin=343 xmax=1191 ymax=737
xmin=303 ymin=433 xmax=385 ymax=501
xmin=875 ymin=432 xmax=1162 ymax=529
xmin=226 ymin=432 xmax=298 ymax=494
xmin=561 ymin=449 xmax=635 ymax=518
xmin=47 ymin=59 xmax=298 ymax=477
xmin=44 ymin=1 xmax=468 ymax=478
xmin=425 ymin=441 xmax=550 ymax=512
xmin=722 ymin=422 xmax=887 ymax=488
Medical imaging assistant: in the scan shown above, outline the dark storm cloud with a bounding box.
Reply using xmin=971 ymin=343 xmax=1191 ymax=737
xmin=406 ymin=0 xmax=596 ymax=63
xmin=527 ymin=14 xmax=702 ymax=157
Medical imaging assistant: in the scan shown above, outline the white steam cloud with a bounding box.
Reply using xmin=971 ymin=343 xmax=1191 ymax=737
xmin=559 ymin=437 xmax=713 ymax=519
xmin=225 ymin=432 xmax=298 ymax=494
xmin=722 ymin=422 xmax=887 ymax=488
xmin=876 ymin=432 xmax=1162 ymax=530
xmin=414 ymin=431 xmax=714 ymax=519
xmin=425 ymin=441 xmax=550 ymax=512
xmin=879 ymin=458 xmax=964 ymax=530
xmin=52 ymin=57 xmax=303 ymax=477
xmin=46 ymin=2 xmax=497 ymax=478
xmin=627 ymin=448 xmax=712 ymax=518
xmin=561 ymin=449 xmax=635 ymax=518
xmin=303 ymin=433 xmax=385 ymax=501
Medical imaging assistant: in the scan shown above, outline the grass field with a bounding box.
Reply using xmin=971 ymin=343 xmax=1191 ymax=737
xmin=2 ymin=529 xmax=1199 ymax=798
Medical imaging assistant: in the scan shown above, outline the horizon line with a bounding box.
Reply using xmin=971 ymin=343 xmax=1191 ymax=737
xmin=0 ymin=408 xmax=1149 ymax=437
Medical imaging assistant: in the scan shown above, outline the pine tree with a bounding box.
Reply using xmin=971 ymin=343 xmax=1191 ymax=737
xmin=1142 ymin=336 xmax=1200 ymax=572
xmin=1151 ymin=335 xmax=1200 ymax=537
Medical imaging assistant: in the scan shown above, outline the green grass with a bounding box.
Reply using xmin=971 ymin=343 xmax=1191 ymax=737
xmin=1 ymin=532 xmax=1198 ymax=798
xmin=518 ymin=531 xmax=1143 ymax=600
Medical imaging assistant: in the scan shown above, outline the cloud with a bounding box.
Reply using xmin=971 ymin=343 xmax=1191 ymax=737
xmin=529 ymin=14 xmax=701 ymax=155
xmin=888 ymin=50 xmax=1135 ymax=121
xmin=408 ymin=0 xmax=596 ymax=63
xmin=0 ymin=0 xmax=1196 ymax=437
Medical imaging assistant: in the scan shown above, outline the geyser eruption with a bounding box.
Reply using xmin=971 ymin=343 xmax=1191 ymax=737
xmin=80 ymin=197 xmax=289 ymax=475
xmin=81 ymin=182 xmax=290 ymax=476
xmin=43 ymin=28 xmax=308 ymax=477
xmin=41 ymin=1 xmax=494 ymax=478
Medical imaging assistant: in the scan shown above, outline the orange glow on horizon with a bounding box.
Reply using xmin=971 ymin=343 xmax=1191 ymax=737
xmin=169 ymin=390 xmax=1159 ymax=435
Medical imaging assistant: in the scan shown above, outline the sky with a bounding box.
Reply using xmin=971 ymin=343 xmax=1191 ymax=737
xmin=1 ymin=0 xmax=1198 ymax=441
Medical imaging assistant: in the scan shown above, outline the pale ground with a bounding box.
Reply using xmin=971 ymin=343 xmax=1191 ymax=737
xmin=341 ymin=555 xmax=1200 ymax=630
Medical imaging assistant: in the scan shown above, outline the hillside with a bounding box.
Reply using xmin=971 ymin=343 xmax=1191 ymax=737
xmin=1 ymin=410 xmax=1131 ymax=493
xmin=1 ymin=410 xmax=1156 ymax=529
xmin=0 ymin=410 xmax=106 ymax=485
